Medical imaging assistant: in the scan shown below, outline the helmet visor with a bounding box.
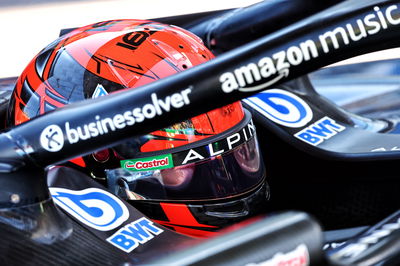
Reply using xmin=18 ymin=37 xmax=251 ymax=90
xmin=106 ymin=119 xmax=265 ymax=201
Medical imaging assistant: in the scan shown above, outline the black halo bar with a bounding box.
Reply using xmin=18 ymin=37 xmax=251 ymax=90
xmin=1 ymin=0 xmax=399 ymax=168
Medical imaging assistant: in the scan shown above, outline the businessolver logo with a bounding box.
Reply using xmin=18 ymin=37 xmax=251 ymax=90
xmin=40 ymin=125 xmax=65 ymax=152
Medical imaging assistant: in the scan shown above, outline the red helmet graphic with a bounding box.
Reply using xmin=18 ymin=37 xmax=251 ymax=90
xmin=7 ymin=19 xmax=269 ymax=237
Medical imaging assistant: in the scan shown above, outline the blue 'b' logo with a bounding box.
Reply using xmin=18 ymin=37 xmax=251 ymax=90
xmin=244 ymin=89 xmax=313 ymax=128
xmin=50 ymin=187 xmax=129 ymax=231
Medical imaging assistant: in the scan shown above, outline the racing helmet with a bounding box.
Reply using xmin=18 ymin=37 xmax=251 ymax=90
xmin=6 ymin=19 xmax=269 ymax=237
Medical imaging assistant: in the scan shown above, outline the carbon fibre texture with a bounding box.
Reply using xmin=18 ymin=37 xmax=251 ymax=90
xmin=0 ymin=215 xmax=127 ymax=266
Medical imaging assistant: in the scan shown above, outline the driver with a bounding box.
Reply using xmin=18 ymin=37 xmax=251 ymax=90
xmin=6 ymin=19 xmax=269 ymax=237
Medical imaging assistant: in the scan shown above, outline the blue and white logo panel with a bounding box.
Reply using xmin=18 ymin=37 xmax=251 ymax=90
xmin=243 ymin=89 xmax=313 ymax=128
xmin=50 ymin=187 xmax=129 ymax=231
xmin=92 ymin=84 xmax=109 ymax=99
xmin=295 ymin=116 xmax=346 ymax=146
xmin=107 ymin=217 xmax=164 ymax=253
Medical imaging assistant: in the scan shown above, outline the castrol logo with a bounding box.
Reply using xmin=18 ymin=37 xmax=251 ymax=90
xmin=126 ymin=157 xmax=169 ymax=170
xmin=121 ymin=154 xmax=174 ymax=172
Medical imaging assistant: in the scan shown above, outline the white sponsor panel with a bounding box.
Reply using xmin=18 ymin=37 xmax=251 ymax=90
xmin=50 ymin=187 xmax=129 ymax=231
xmin=244 ymin=89 xmax=313 ymax=128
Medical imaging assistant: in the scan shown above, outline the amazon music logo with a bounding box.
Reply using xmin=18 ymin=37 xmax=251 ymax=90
xmin=220 ymin=4 xmax=400 ymax=93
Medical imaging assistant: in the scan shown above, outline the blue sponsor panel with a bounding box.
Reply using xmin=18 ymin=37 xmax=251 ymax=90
xmin=107 ymin=217 xmax=164 ymax=253
xmin=294 ymin=117 xmax=345 ymax=146
xmin=92 ymin=84 xmax=109 ymax=98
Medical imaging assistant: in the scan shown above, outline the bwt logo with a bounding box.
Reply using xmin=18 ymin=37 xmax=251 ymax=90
xmin=40 ymin=125 xmax=64 ymax=152
xmin=295 ymin=117 xmax=345 ymax=146
xmin=107 ymin=217 xmax=163 ymax=253
xmin=50 ymin=187 xmax=129 ymax=231
xmin=243 ymin=89 xmax=313 ymax=128
xmin=243 ymin=89 xmax=345 ymax=146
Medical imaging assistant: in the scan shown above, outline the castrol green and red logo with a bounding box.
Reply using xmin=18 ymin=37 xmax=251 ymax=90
xmin=121 ymin=154 xmax=174 ymax=171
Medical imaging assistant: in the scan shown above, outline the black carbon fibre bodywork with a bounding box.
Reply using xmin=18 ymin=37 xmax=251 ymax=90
xmin=0 ymin=202 xmax=128 ymax=266
xmin=0 ymin=166 xmax=196 ymax=266
xmin=0 ymin=0 xmax=400 ymax=265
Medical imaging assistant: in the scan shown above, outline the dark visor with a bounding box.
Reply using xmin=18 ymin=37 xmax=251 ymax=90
xmin=106 ymin=121 xmax=265 ymax=201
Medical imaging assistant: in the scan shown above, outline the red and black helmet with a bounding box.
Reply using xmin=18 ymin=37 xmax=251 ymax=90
xmin=7 ymin=19 xmax=269 ymax=237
